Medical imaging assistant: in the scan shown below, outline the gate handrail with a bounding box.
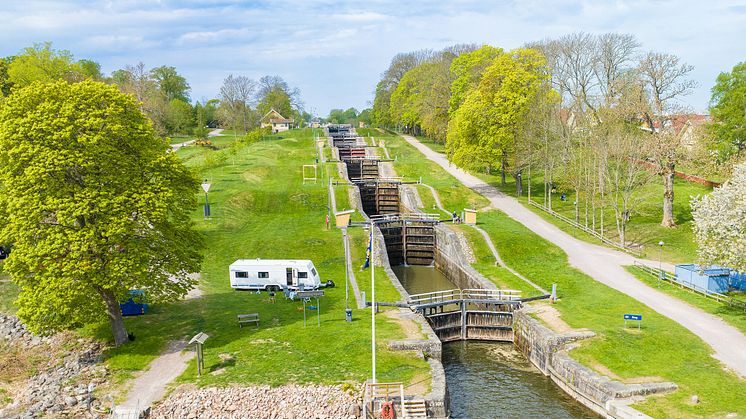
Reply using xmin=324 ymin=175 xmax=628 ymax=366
xmin=407 ymin=288 xmax=522 ymax=305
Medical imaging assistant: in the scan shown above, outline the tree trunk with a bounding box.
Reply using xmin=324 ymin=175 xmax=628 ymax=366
xmin=515 ymin=171 xmax=523 ymax=196
xmin=500 ymin=158 xmax=506 ymax=186
xmin=661 ymin=163 xmax=676 ymax=227
xmin=97 ymin=286 xmax=129 ymax=346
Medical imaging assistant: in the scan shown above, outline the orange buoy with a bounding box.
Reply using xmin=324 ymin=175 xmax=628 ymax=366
xmin=381 ymin=401 xmax=395 ymax=419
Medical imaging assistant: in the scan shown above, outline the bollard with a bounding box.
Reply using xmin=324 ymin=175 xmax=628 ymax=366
xmin=346 ymin=308 xmax=353 ymax=322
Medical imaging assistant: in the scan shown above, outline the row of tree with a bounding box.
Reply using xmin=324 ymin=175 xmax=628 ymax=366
xmin=372 ymin=34 xmax=743 ymax=249
xmin=1 ymin=43 xmax=309 ymax=139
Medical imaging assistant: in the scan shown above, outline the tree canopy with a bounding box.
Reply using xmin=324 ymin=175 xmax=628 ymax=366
xmin=0 ymin=81 xmax=204 ymax=346
xmin=709 ymin=61 xmax=746 ymax=162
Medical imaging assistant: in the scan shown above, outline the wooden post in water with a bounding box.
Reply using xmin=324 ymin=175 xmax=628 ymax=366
xmin=461 ymin=301 xmax=467 ymax=340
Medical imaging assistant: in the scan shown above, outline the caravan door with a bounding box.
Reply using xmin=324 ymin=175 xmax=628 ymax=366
xmin=286 ymin=268 xmax=296 ymax=287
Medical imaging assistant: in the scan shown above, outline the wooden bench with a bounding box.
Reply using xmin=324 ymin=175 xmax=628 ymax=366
xmin=237 ymin=313 xmax=260 ymax=328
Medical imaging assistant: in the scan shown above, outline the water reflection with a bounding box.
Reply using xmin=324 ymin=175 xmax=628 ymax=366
xmin=443 ymin=341 xmax=596 ymax=419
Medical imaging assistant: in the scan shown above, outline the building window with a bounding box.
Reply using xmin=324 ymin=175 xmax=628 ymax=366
xmin=235 ymin=271 xmax=248 ymax=278
xmin=298 ymin=272 xmax=308 ymax=279
xmin=258 ymin=272 xmax=269 ymax=279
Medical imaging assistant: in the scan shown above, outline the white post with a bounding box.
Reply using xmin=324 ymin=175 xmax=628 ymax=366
xmin=371 ymin=220 xmax=376 ymax=384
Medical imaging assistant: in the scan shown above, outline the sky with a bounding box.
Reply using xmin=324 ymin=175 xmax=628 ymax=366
xmin=1 ymin=0 xmax=745 ymax=116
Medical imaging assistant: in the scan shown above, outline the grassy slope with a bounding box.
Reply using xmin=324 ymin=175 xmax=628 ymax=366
xmin=626 ymin=266 xmax=746 ymax=336
xmin=97 ymin=129 xmax=427 ymax=390
xmin=413 ymin=135 xmax=708 ymax=264
xmin=385 ymin=133 xmax=746 ymax=417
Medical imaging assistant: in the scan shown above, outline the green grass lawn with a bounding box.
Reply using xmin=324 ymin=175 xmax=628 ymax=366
xmin=625 ymin=266 xmax=746 ymax=336
xmin=409 ymin=131 xmax=708 ymax=264
xmin=92 ymin=128 xmax=428 ymax=393
xmin=389 ymin=132 xmax=746 ymax=417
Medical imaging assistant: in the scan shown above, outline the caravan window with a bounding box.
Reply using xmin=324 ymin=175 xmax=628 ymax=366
xmin=298 ymin=272 xmax=308 ymax=279
xmin=235 ymin=271 xmax=249 ymax=279
xmin=258 ymin=272 xmax=269 ymax=279
xmin=311 ymin=267 xmax=318 ymax=277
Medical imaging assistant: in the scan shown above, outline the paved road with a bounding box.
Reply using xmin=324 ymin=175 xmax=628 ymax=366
xmin=402 ymin=134 xmax=746 ymax=378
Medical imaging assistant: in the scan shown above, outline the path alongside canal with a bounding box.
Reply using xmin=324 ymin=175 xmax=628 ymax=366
xmin=401 ymin=134 xmax=746 ymax=379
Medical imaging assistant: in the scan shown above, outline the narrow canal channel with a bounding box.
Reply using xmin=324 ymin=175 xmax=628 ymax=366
xmin=392 ymin=265 xmax=594 ymax=418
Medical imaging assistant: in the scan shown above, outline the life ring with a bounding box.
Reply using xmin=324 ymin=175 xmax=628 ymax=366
xmin=381 ymin=401 xmax=395 ymax=419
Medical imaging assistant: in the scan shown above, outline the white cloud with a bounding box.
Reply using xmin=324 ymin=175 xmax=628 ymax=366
xmin=1 ymin=0 xmax=744 ymax=113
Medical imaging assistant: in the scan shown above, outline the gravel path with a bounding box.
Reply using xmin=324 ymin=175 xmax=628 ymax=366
xmin=114 ymin=340 xmax=194 ymax=416
xmin=402 ymin=134 xmax=746 ymax=378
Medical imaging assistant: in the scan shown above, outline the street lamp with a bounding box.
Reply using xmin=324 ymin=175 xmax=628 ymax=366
xmin=201 ymin=180 xmax=211 ymax=218
xmin=658 ymin=241 xmax=665 ymax=287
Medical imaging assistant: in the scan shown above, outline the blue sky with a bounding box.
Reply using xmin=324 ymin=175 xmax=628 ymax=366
xmin=1 ymin=0 xmax=745 ymax=115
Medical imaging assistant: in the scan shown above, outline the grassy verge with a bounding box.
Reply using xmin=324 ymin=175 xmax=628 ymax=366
xmin=0 ymin=263 xmax=18 ymax=315
xmin=94 ymin=129 xmax=427 ymax=392
xmin=391 ymin=132 xmax=746 ymax=417
xmin=382 ymin=133 xmax=488 ymax=211
xmin=625 ymin=266 xmax=746 ymax=335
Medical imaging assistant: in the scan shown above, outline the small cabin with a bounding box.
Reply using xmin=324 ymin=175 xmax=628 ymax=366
xmin=229 ymin=259 xmax=322 ymax=291
xmin=674 ymin=264 xmax=746 ymax=293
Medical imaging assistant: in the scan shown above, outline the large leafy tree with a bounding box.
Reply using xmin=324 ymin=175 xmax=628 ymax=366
xmin=151 ymin=65 xmax=191 ymax=102
xmin=709 ymin=61 xmax=746 ymax=161
xmin=447 ymin=48 xmax=551 ymax=181
xmin=449 ymin=45 xmax=503 ymax=114
xmin=691 ymin=163 xmax=746 ymax=271
xmin=0 ymin=81 xmax=203 ymax=346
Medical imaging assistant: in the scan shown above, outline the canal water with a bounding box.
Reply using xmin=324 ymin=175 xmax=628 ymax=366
xmin=392 ymin=265 xmax=594 ymax=418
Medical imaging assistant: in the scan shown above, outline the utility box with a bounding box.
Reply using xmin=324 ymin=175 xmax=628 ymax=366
xmin=335 ymin=210 xmax=355 ymax=228
xmin=463 ymin=208 xmax=477 ymax=225
xmin=674 ymin=264 xmax=734 ymax=293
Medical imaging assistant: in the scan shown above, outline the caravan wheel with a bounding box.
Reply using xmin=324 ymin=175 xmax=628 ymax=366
xmin=267 ymin=285 xmax=280 ymax=292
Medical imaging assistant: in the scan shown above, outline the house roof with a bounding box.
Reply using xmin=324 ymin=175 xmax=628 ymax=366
xmin=643 ymin=114 xmax=710 ymax=135
xmin=260 ymin=108 xmax=285 ymax=123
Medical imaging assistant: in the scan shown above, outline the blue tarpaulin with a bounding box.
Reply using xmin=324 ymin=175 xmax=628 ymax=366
xmin=120 ymin=290 xmax=149 ymax=316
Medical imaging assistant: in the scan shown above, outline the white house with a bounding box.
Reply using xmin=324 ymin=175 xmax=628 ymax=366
xmin=260 ymin=109 xmax=295 ymax=133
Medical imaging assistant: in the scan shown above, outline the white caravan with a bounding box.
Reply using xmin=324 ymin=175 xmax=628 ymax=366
xmin=229 ymin=259 xmax=324 ymax=291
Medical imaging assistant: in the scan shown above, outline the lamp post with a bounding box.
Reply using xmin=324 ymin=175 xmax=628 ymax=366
xmin=344 ymin=228 xmax=352 ymax=322
xmin=658 ymin=241 xmax=664 ymax=287
xmin=201 ymin=180 xmax=211 ymax=218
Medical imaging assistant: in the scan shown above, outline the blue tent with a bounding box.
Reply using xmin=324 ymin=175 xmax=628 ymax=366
xmin=120 ymin=290 xmax=149 ymax=316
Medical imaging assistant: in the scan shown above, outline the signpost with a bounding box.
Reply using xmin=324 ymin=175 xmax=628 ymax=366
xmin=297 ymin=290 xmax=324 ymax=327
xmin=188 ymin=332 xmax=209 ymax=376
xmin=201 ymin=180 xmax=211 ymax=218
xmin=624 ymin=314 xmax=642 ymax=330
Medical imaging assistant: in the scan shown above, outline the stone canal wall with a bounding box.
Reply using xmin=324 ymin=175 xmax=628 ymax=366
xmin=433 ymin=224 xmax=496 ymax=291
xmin=513 ymin=310 xmax=677 ymax=418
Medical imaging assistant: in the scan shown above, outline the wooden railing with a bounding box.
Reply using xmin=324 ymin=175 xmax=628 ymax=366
xmin=408 ymin=288 xmax=522 ymax=305
xmin=363 ymin=382 xmax=406 ymax=419
xmin=369 ymin=213 xmax=441 ymax=223
xmin=632 ymin=261 xmax=746 ymax=312
xmin=528 ymin=199 xmax=642 ymax=257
